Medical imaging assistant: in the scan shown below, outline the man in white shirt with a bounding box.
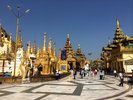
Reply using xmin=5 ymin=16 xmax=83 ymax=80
xmin=119 ymin=72 xmax=124 ymax=87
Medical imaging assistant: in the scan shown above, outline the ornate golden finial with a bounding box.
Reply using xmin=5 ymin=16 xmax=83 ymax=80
xmin=43 ymin=32 xmax=47 ymax=51
xmin=116 ymin=19 xmax=120 ymax=28
xmin=9 ymin=33 xmax=12 ymax=42
xmin=77 ymin=43 xmax=81 ymax=54
xmin=78 ymin=44 xmax=80 ymax=49
xmin=67 ymin=33 xmax=70 ymax=38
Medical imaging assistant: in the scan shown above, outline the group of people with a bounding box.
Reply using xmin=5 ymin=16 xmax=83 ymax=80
xmin=72 ymin=68 xmax=105 ymax=80
xmin=73 ymin=68 xmax=124 ymax=87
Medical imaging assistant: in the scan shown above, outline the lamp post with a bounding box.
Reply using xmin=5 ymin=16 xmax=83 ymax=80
xmin=7 ymin=5 xmax=30 ymax=77
xmin=88 ymin=52 xmax=92 ymax=68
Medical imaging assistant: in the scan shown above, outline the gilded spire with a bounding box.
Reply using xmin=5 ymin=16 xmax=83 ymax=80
xmin=113 ymin=19 xmax=124 ymax=44
xmin=32 ymin=41 xmax=37 ymax=54
xmin=17 ymin=33 xmax=23 ymax=48
xmin=77 ymin=43 xmax=81 ymax=54
xmin=64 ymin=33 xmax=73 ymax=55
xmin=43 ymin=32 xmax=47 ymax=51
xmin=116 ymin=19 xmax=120 ymax=29
xmin=27 ymin=41 xmax=31 ymax=54
xmin=37 ymin=45 xmax=40 ymax=58
xmin=53 ymin=42 xmax=56 ymax=56
xmin=48 ymin=37 xmax=52 ymax=56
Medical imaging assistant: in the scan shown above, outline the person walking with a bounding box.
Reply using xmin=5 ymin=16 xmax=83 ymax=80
xmin=84 ymin=69 xmax=86 ymax=77
xmin=114 ymin=70 xmax=117 ymax=77
xmin=94 ymin=69 xmax=97 ymax=76
xmin=55 ymin=70 xmax=59 ymax=80
xmin=119 ymin=72 xmax=124 ymax=87
xmin=99 ymin=70 xmax=103 ymax=80
xmin=80 ymin=69 xmax=84 ymax=78
xmin=73 ymin=69 xmax=77 ymax=79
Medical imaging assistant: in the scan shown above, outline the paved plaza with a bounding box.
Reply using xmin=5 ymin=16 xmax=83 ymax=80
xmin=0 ymin=73 xmax=133 ymax=100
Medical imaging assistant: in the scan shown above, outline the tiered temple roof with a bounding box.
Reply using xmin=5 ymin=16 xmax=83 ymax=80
xmin=101 ymin=19 xmax=133 ymax=73
xmin=64 ymin=34 xmax=74 ymax=56
xmin=63 ymin=34 xmax=86 ymax=65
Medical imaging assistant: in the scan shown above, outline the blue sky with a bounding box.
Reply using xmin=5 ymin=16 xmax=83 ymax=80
xmin=0 ymin=0 xmax=133 ymax=60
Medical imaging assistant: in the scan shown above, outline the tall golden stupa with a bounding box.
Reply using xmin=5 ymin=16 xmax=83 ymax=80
xmin=101 ymin=19 xmax=133 ymax=74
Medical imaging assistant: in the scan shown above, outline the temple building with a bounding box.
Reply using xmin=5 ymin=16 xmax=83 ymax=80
xmin=57 ymin=34 xmax=86 ymax=72
xmin=0 ymin=25 xmax=18 ymax=76
xmin=0 ymin=24 xmax=25 ymax=76
xmin=35 ymin=32 xmax=57 ymax=75
xmin=75 ymin=44 xmax=86 ymax=70
xmin=0 ymin=24 xmax=87 ymax=77
xmin=0 ymin=25 xmax=15 ymax=55
xmin=64 ymin=34 xmax=76 ymax=69
xmin=101 ymin=19 xmax=133 ymax=74
xmin=0 ymin=25 xmax=14 ymax=75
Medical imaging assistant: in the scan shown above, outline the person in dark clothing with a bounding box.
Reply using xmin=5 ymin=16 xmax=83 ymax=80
xmin=80 ymin=69 xmax=84 ymax=78
xmin=73 ymin=69 xmax=77 ymax=79
xmin=119 ymin=72 xmax=124 ymax=87
xmin=114 ymin=70 xmax=117 ymax=77
xmin=55 ymin=70 xmax=59 ymax=80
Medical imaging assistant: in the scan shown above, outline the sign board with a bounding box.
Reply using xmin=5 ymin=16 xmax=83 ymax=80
xmin=61 ymin=65 xmax=66 ymax=70
xmin=125 ymin=59 xmax=133 ymax=65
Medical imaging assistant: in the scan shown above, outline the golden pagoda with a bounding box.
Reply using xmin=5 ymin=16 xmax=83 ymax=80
xmin=0 ymin=25 xmax=15 ymax=54
xmin=0 ymin=24 xmax=87 ymax=76
xmin=57 ymin=34 xmax=86 ymax=72
xmin=75 ymin=44 xmax=86 ymax=70
xmin=101 ymin=19 xmax=133 ymax=74
xmin=36 ymin=32 xmax=57 ymax=74
xmin=0 ymin=25 xmax=15 ymax=75
xmin=64 ymin=34 xmax=76 ymax=69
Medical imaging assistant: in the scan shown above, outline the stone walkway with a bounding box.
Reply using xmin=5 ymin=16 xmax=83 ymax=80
xmin=0 ymin=73 xmax=132 ymax=100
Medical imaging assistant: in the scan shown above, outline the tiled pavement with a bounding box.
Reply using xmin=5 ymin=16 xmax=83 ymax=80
xmin=0 ymin=72 xmax=132 ymax=100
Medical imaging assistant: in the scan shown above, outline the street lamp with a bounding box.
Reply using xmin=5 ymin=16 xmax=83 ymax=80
xmin=7 ymin=5 xmax=30 ymax=77
xmin=88 ymin=52 xmax=92 ymax=67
